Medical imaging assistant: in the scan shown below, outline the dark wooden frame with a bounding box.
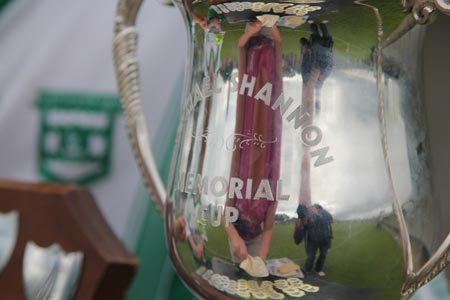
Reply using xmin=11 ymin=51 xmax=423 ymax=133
xmin=0 ymin=180 xmax=138 ymax=300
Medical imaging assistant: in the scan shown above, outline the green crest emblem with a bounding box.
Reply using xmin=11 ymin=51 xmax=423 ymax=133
xmin=35 ymin=91 xmax=121 ymax=185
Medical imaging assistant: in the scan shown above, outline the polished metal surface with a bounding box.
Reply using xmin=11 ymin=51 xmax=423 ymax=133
xmin=23 ymin=241 xmax=83 ymax=300
xmin=0 ymin=210 xmax=18 ymax=274
xmin=113 ymin=0 xmax=450 ymax=299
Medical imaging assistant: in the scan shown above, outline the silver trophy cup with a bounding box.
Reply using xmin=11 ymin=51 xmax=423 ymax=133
xmin=113 ymin=0 xmax=450 ymax=299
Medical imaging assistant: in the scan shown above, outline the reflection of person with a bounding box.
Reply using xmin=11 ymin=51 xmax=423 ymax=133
xmin=184 ymin=194 xmax=208 ymax=266
xmin=300 ymin=22 xmax=334 ymax=113
xmin=294 ymin=203 xmax=333 ymax=276
xmin=225 ymin=21 xmax=283 ymax=263
xmin=184 ymin=0 xmax=223 ymax=31
xmin=297 ymin=21 xmax=334 ymax=221
xmin=173 ymin=216 xmax=187 ymax=242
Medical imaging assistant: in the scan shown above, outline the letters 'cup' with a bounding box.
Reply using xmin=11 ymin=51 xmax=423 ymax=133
xmin=113 ymin=0 xmax=450 ymax=299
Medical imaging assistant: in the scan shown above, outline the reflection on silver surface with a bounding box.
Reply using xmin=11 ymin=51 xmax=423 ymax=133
xmin=0 ymin=210 xmax=18 ymax=273
xmin=23 ymin=241 xmax=83 ymax=300
xmin=113 ymin=0 xmax=450 ymax=299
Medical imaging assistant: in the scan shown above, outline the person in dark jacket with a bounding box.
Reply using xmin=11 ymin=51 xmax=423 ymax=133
xmin=299 ymin=22 xmax=334 ymax=113
xmin=294 ymin=203 xmax=333 ymax=276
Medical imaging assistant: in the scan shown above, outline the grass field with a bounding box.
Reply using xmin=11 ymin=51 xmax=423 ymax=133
xmin=193 ymin=0 xmax=408 ymax=61
xmin=177 ymin=220 xmax=405 ymax=299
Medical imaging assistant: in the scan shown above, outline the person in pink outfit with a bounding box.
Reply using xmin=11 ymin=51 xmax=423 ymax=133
xmin=226 ymin=21 xmax=283 ymax=263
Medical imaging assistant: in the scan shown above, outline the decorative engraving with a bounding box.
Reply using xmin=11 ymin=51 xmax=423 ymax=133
xmin=401 ymin=239 xmax=450 ymax=296
xmin=226 ymin=133 xmax=278 ymax=151
xmin=210 ymin=2 xmax=322 ymax=17
xmin=192 ymin=130 xmax=224 ymax=149
xmin=192 ymin=131 xmax=278 ymax=151
xmin=23 ymin=241 xmax=84 ymax=300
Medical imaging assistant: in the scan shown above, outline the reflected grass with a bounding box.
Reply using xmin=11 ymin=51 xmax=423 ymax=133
xmin=194 ymin=0 xmax=408 ymax=62
xmin=177 ymin=221 xmax=404 ymax=299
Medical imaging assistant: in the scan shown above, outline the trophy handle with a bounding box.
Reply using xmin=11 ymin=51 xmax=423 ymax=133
xmin=401 ymin=3 xmax=450 ymax=296
xmin=359 ymin=1 xmax=450 ymax=296
xmin=113 ymin=0 xmax=167 ymax=215
xmin=397 ymin=7 xmax=450 ymax=286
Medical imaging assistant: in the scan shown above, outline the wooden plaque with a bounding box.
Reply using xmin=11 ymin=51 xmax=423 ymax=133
xmin=0 ymin=180 xmax=138 ymax=300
